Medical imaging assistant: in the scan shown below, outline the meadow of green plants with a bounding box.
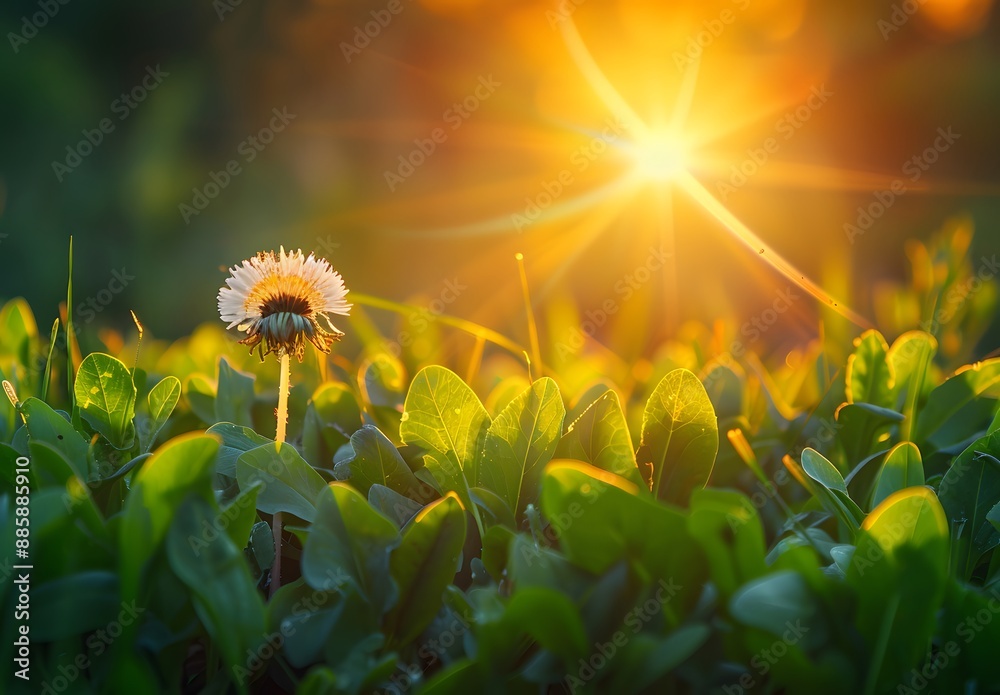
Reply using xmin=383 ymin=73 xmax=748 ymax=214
xmin=3 ymin=228 xmax=1000 ymax=695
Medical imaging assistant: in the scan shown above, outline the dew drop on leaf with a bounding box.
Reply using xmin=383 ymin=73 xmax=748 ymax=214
xmin=400 ymin=412 xmax=410 ymax=422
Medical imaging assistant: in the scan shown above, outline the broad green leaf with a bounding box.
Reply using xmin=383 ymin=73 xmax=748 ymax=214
xmin=167 ymin=496 xmax=266 ymax=691
xmin=20 ymin=397 xmax=90 ymax=480
xmin=216 ymin=358 xmax=255 ymax=427
xmin=871 ymin=442 xmax=925 ymax=508
xmin=74 ymin=353 xmax=137 ymax=449
xmin=640 ymin=368 xmax=719 ymax=505
xmin=236 ymin=443 xmax=328 ymax=521
xmin=480 ymin=377 xmax=565 ymax=517
xmin=846 ymin=330 xmax=894 ymax=408
xmin=555 ymin=389 xmax=642 ymax=486
xmin=207 ymin=422 xmax=272 ymax=477
xmin=301 ymin=483 xmax=400 ymax=613
xmin=801 ymin=448 xmax=865 ymax=531
xmin=730 ymin=571 xmax=825 ymax=650
xmin=221 ymin=482 xmax=262 ymax=551
xmin=887 ymin=331 xmax=937 ymax=437
xmin=938 ymin=430 xmax=1000 ymax=579
xmin=606 ymin=625 xmax=711 ymax=693
xmin=476 ymin=587 xmax=588 ymax=671
xmin=303 ymin=382 xmax=364 ymax=466
xmin=31 ymin=571 xmax=120 ymax=642
xmin=916 ymin=358 xmax=1000 ymax=446
xmin=384 ymin=493 xmax=467 ymax=647
xmin=989 ymin=500 xmax=1000 ymax=533
xmin=119 ymin=433 xmax=220 ymax=602
xmin=368 ymin=484 xmax=425 ymax=527
xmin=143 ymin=376 xmax=181 ymax=452
xmin=400 ymin=366 xmax=490 ymax=506
xmin=342 ymin=425 xmax=421 ymax=497
xmin=541 ymin=460 xmax=705 ymax=616
xmin=846 ymin=487 xmax=949 ymax=692
xmin=834 ymin=402 xmax=904 ymax=465
xmin=267 ymin=579 xmax=386 ymax=676
xmin=688 ymin=488 xmax=767 ymax=598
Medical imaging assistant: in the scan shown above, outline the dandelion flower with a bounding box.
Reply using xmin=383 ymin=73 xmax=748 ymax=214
xmin=218 ymin=247 xmax=351 ymax=361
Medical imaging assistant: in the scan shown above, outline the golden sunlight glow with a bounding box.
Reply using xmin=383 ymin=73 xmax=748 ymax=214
xmin=627 ymin=130 xmax=690 ymax=182
xmin=556 ymin=14 xmax=873 ymax=329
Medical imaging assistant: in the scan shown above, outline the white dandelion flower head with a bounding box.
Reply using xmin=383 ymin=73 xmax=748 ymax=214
xmin=218 ymin=247 xmax=351 ymax=361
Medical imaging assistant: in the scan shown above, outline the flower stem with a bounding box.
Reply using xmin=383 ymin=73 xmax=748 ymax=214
xmin=276 ymin=351 xmax=291 ymax=444
xmin=270 ymin=351 xmax=291 ymax=598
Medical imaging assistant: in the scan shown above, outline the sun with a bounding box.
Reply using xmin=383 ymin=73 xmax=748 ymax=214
xmin=626 ymin=130 xmax=690 ymax=183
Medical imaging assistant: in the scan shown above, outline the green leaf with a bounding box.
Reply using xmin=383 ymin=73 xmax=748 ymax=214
xmin=301 ymin=483 xmax=400 ymax=613
xmin=143 ymin=376 xmax=181 ymax=452
xmin=871 ymin=442 xmax=925 ymax=508
xmin=688 ymin=488 xmax=767 ymax=598
xmin=555 ymin=389 xmax=643 ymax=486
xmin=167 ymin=496 xmax=266 ymax=690
xmin=74 ymin=353 xmax=137 ymax=449
xmin=368 ymin=484 xmax=425 ymax=527
xmin=834 ymin=402 xmax=905 ymax=466
xmin=938 ymin=430 xmax=1000 ymax=579
xmin=917 ymin=358 xmax=1000 ymax=446
xmin=216 ymin=358 xmax=255 ymax=427
xmin=207 ymin=422 xmax=272 ymax=477
xmin=801 ymin=448 xmax=865 ymax=531
xmin=119 ymin=433 xmax=220 ymax=602
xmin=30 ymin=571 xmax=121 ymax=642
xmin=846 ymin=487 xmax=949 ymax=692
xmin=342 ymin=425 xmax=421 ymax=497
xmin=20 ymin=397 xmax=91 ymax=480
xmin=476 ymin=587 xmax=588 ymax=671
xmin=384 ymin=492 xmax=467 ymax=647
xmin=846 ymin=330 xmax=895 ymax=408
xmin=730 ymin=571 xmax=824 ymax=647
xmin=236 ymin=442 xmax=328 ymax=521
xmin=480 ymin=377 xmax=565 ymax=518
xmin=400 ymin=366 xmax=490 ymax=507
xmin=302 ymin=382 xmax=364 ymax=465
xmin=606 ymin=625 xmax=711 ymax=693
xmin=640 ymin=368 xmax=719 ymax=505
xmin=540 ymin=461 xmax=705 ymax=615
